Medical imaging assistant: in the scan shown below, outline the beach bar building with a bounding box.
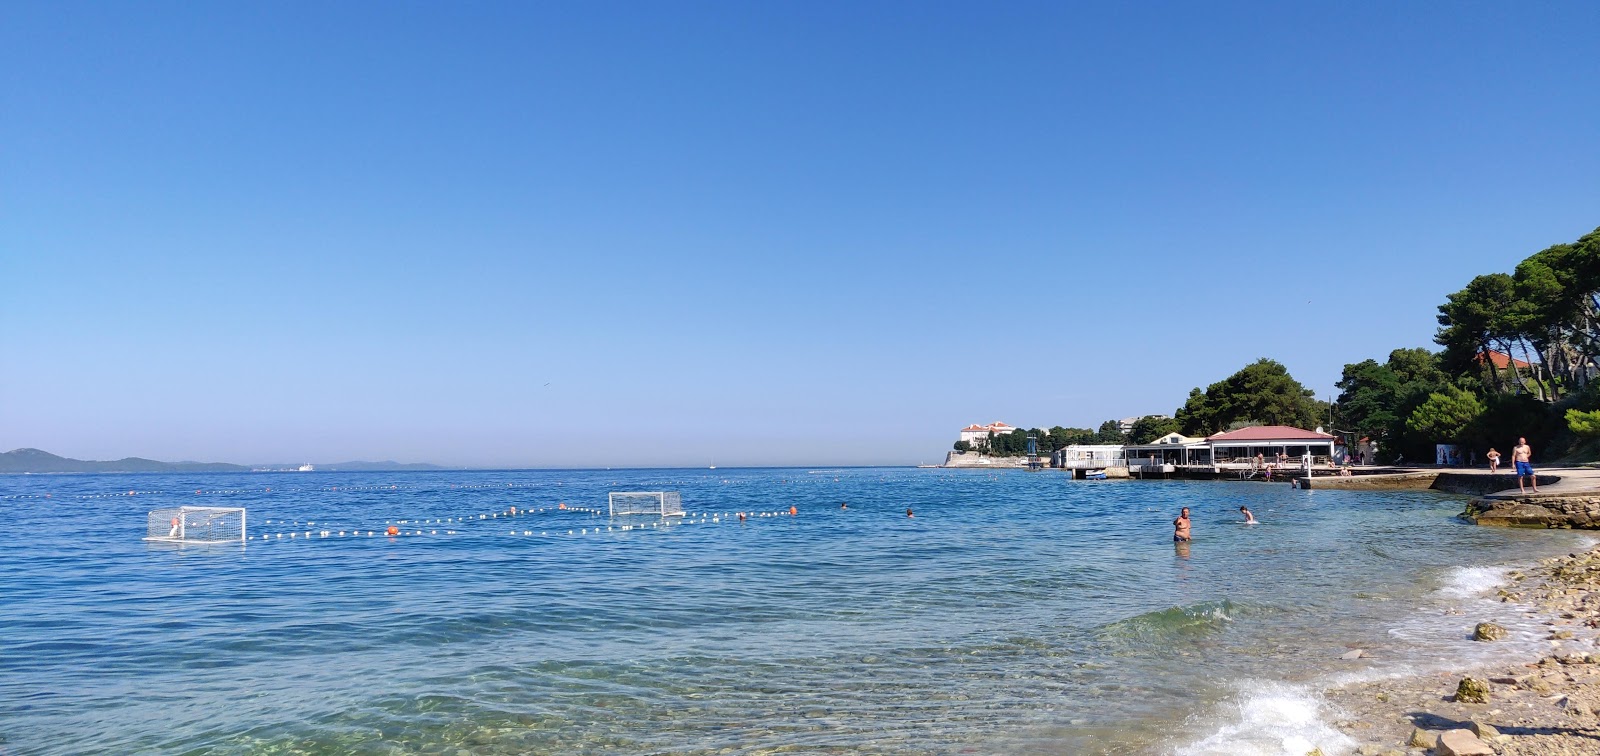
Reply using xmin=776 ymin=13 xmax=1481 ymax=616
xmin=1123 ymin=432 xmax=1211 ymax=474
xmin=1051 ymin=444 xmax=1127 ymax=475
xmin=1205 ymin=425 xmax=1337 ymax=467
xmin=1122 ymin=425 xmax=1338 ymax=476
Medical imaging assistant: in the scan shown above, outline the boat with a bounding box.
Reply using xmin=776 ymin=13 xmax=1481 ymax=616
xmin=1084 ymin=469 xmax=1107 ymax=480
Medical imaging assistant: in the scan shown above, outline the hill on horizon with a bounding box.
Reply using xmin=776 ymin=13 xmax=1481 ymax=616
xmin=0 ymin=448 xmax=444 ymax=474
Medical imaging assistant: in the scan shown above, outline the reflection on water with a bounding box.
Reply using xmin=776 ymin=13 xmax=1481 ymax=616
xmin=0 ymin=468 xmax=1589 ymax=754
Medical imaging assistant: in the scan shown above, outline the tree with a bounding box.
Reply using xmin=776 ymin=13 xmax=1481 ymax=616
xmin=1174 ymin=359 xmax=1323 ymax=435
xmin=1048 ymin=426 xmax=1095 ymax=449
xmin=1406 ymin=385 xmax=1484 ymax=443
xmin=1566 ymin=409 xmax=1600 ymax=438
xmin=1095 ymin=420 xmax=1125 ymax=444
xmin=1334 ymin=348 xmax=1456 ymax=460
xmin=1127 ymin=415 xmax=1179 ymax=444
xmin=953 ymin=440 xmax=972 ymax=452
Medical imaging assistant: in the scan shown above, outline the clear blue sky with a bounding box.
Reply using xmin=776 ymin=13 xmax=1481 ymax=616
xmin=3 ymin=2 xmax=1597 ymax=468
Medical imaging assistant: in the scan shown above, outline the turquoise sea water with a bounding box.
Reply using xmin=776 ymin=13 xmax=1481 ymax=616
xmin=1 ymin=468 xmax=1592 ymax=755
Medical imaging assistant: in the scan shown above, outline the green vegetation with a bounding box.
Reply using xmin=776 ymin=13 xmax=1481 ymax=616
xmin=974 ymin=225 xmax=1600 ymax=464
xmin=1405 ymin=385 xmax=1484 ymax=444
xmin=1174 ymin=359 xmax=1324 ymax=436
xmin=1335 ymin=225 xmax=1600 ymax=461
xmin=1127 ymin=415 xmax=1180 ymax=444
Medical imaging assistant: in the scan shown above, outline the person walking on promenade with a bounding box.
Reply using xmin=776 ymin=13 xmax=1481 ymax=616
xmin=1486 ymin=447 xmax=1501 ymax=474
xmin=1513 ymin=437 xmax=1538 ymax=494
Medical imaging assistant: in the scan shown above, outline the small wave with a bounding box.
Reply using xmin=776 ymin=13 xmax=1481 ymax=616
xmin=1436 ymin=565 xmax=1509 ymax=599
xmin=1176 ymin=681 xmax=1356 ymax=756
xmin=1098 ymin=599 xmax=1253 ymax=642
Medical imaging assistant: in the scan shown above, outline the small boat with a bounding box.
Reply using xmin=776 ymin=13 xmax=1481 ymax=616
xmin=1084 ymin=469 xmax=1107 ymax=480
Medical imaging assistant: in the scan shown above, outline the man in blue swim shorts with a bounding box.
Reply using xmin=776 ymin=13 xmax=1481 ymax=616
xmin=1513 ymin=437 xmax=1538 ymax=494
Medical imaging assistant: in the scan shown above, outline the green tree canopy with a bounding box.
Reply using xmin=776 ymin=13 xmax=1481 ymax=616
xmin=1406 ymin=384 xmax=1484 ymax=443
xmin=1127 ymin=415 xmax=1180 ymax=444
xmin=1095 ymin=420 xmax=1125 ymax=444
xmin=1334 ymin=348 xmax=1454 ymax=459
xmin=1566 ymin=409 xmax=1600 ymax=438
xmin=1174 ymin=359 xmax=1323 ymax=436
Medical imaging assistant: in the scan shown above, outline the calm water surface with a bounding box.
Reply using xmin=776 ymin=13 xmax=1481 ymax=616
xmin=0 ymin=468 xmax=1590 ymax=755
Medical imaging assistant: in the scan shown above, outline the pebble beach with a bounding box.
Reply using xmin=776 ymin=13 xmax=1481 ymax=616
xmin=1325 ymin=545 xmax=1600 ymax=756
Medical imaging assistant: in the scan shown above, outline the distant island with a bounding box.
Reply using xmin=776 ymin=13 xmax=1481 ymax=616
xmin=0 ymin=448 xmax=445 ymax=474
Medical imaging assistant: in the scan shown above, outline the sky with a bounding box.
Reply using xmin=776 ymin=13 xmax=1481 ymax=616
xmin=3 ymin=2 xmax=1598 ymax=468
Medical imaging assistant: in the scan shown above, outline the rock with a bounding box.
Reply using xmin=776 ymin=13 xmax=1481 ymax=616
xmin=1341 ymin=649 xmax=1365 ymax=659
xmin=1454 ymin=677 xmax=1490 ymax=703
xmin=1406 ymin=727 xmax=1437 ymax=748
xmin=1467 ymin=720 xmax=1499 ymax=739
xmin=1435 ymin=729 xmax=1494 ymax=756
xmin=1472 ymin=622 xmax=1508 ymax=641
xmin=1489 ymin=676 xmax=1519 ymax=685
xmin=1551 ymin=629 xmax=1575 ymax=639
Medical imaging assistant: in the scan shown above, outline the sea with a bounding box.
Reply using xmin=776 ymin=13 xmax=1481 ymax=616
xmin=0 ymin=467 xmax=1592 ymax=756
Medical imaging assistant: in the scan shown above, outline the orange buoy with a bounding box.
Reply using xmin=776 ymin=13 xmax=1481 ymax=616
xmin=386 ymin=525 xmax=400 ymax=536
xmin=789 ymin=506 xmax=797 ymax=516
xmin=558 ymin=502 xmax=566 ymax=510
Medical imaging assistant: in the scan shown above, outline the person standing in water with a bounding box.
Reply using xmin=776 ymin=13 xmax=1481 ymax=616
xmin=1173 ymin=507 xmax=1192 ymax=542
xmin=1239 ymin=506 xmax=1257 ymax=524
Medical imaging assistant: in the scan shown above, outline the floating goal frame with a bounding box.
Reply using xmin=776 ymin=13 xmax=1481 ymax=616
xmin=145 ymin=506 xmax=247 ymax=544
xmin=607 ymin=491 xmax=685 ymax=517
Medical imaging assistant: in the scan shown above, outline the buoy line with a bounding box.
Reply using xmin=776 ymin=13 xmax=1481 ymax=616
xmin=245 ymin=509 xmax=786 ymax=544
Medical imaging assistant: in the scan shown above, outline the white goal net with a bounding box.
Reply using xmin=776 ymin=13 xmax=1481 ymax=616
xmin=146 ymin=506 xmax=246 ymax=544
xmin=608 ymin=491 xmax=684 ymax=517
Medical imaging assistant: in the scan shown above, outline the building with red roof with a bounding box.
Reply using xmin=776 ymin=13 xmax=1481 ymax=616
xmin=958 ymin=421 xmax=1019 ymax=447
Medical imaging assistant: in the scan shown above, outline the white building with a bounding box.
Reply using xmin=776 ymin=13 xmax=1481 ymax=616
xmin=958 ymin=421 xmax=1019 ymax=447
xmin=1120 ymin=415 xmax=1171 ymax=435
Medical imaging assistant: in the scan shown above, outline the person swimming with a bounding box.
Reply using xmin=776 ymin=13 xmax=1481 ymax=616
xmin=1240 ymin=506 xmax=1258 ymax=524
xmin=906 ymin=508 xmax=914 ymax=518
xmin=1173 ymin=507 xmax=1191 ymax=542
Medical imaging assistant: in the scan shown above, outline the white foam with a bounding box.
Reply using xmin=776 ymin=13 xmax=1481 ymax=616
xmin=1436 ymin=565 xmax=1510 ymax=600
xmin=1176 ymin=681 xmax=1356 ymax=756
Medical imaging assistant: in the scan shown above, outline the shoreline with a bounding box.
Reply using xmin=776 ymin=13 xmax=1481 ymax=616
xmin=1316 ymin=545 xmax=1600 ymax=755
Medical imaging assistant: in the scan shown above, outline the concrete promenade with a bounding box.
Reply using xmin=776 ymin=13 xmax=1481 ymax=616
xmin=1301 ymin=465 xmax=1600 ymax=528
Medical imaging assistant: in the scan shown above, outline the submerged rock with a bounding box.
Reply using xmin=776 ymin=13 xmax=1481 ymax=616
xmin=1454 ymin=677 xmax=1490 ymax=704
xmin=1471 ymin=621 xmax=1507 ymax=641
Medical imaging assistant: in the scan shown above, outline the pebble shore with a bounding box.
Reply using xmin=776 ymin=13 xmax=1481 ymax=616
xmin=1322 ymin=546 xmax=1600 ymax=756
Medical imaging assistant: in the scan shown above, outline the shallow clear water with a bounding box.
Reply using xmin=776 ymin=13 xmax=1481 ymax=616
xmin=0 ymin=468 xmax=1590 ymax=755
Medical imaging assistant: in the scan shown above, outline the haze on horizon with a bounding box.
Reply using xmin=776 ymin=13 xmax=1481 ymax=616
xmin=3 ymin=2 xmax=1597 ymax=469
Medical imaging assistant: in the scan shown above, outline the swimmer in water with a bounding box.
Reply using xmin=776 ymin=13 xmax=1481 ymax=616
xmin=840 ymin=502 xmax=847 ymax=510
xmin=1173 ymin=507 xmax=1191 ymax=542
xmin=1240 ymin=506 xmax=1258 ymax=524
xmin=906 ymin=507 xmax=914 ymax=518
